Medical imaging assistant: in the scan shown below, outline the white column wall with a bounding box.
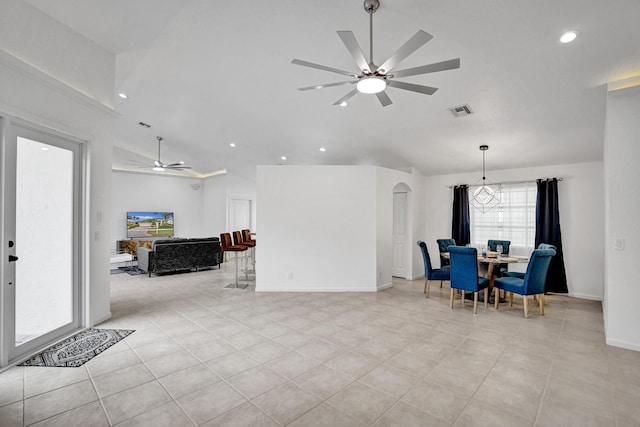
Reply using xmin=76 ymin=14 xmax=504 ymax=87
xmin=256 ymin=165 xmax=377 ymax=292
xmin=424 ymin=162 xmax=604 ymax=300
xmin=603 ymin=85 xmax=640 ymax=351
xmin=0 ymin=0 xmax=116 ymax=326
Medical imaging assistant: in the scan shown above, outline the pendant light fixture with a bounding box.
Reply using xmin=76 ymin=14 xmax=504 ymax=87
xmin=470 ymin=145 xmax=501 ymax=213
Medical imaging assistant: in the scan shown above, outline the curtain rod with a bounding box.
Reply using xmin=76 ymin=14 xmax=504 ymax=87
xmin=448 ymin=177 xmax=563 ymax=189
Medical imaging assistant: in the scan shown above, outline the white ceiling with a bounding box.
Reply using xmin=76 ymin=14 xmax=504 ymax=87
xmin=24 ymin=0 xmax=640 ymax=179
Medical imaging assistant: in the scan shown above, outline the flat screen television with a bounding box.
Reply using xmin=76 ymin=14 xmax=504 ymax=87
xmin=127 ymin=211 xmax=174 ymax=238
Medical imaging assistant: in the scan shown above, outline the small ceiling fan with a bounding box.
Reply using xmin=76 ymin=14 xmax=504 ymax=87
xmin=292 ymin=0 xmax=460 ymax=107
xmin=128 ymin=136 xmax=191 ymax=172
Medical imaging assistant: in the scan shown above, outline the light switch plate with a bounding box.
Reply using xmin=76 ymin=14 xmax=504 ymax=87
xmin=614 ymin=239 xmax=625 ymax=250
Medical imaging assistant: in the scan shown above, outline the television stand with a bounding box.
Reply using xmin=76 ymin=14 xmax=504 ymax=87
xmin=117 ymin=239 xmax=154 ymax=258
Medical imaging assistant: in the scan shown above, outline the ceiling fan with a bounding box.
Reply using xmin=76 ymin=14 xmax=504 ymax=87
xmin=291 ymin=0 xmax=460 ymax=107
xmin=128 ymin=136 xmax=191 ymax=172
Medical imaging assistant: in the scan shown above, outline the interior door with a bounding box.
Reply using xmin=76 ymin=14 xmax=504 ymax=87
xmin=1 ymin=117 xmax=82 ymax=365
xmin=229 ymin=198 xmax=252 ymax=233
xmin=392 ymin=192 xmax=407 ymax=277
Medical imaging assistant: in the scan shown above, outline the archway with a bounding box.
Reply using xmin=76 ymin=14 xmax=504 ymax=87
xmin=392 ymin=182 xmax=412 ymax=278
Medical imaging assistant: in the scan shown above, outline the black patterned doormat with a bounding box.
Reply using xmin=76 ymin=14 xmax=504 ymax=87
xmin=19 ymin=328 xmax=135 ymax=368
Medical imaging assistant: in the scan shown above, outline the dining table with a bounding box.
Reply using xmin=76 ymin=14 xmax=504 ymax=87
xmin=442 ymin=252 xmax=529 ymax=302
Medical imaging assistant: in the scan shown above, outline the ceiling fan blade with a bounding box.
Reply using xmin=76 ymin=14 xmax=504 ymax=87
xmin=291 ymin=59 xmax=356 ymax=77
xmin=163 ymin=162 xmax=186 ymax=167
xmin=166 ymin=166 xmax=191 ymax=170
xmin=337 ymin=31 xmax=371 ymax=73
xmin=297 ymin=81 xmax=356 ymax=91
xmin=391 ymin=58 xmax=461 ymax=78
xmin=387 ymin=80 xmax=438 ymax=95
xmin=332 ymin=88 xmax=359 ymax=106
xmin=375 ymin=91 xmax=393 ymax=107
xmin=377 ymin=30 xmax=433 ymax=73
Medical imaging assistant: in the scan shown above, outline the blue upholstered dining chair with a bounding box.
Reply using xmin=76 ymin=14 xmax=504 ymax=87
xmin=436 ymin=238 xmax=456 ymax=267
xmin=488 ymin=239 xmax=511 ymax=277
xmin=417 ymin=241 xmax=450 ymax=298
xmin=493 ymin=248 xmax=556 ymax=318
xmin=449 ymin=246 xmax=490 ymax=314
xmin=502 ymin=243 xmax=557 ymax=279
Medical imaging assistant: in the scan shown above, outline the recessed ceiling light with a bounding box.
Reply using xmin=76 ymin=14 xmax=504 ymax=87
xmin=560 ymin=31 xmax=577 ymax=43
xmin=319 ymin=147 xmax=326 ymax=152
xmin=41 ymin=147 xmax=49 ymax=151
xmin=281 ymin=156 xmax=287 ymax=161
xmin=339 ymin=102 xmax=348 ymax=107
xmin=118 ymin=93 xmax=128 ymax=99
xmin=229 ymin=143 xmax=236 ymax=148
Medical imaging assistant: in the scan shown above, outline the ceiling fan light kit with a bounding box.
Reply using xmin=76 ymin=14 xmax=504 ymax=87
xmin=357 ymin=76 xmax=386 ymax=94
xmin=292 ymin=0 xmax=460 ymax=107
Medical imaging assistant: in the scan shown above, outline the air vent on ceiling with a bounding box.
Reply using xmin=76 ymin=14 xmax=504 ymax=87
xmin=138 ymin=121 xmax=151 ymax=128
xmin=448 ymin=104 xmax=473 ymax=117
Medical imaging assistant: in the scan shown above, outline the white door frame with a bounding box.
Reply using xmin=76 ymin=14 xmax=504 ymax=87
xmin=0 ymin=115 xmax=85 ymax=367
xmin=392 ymin=192 xmax=408 ymax=278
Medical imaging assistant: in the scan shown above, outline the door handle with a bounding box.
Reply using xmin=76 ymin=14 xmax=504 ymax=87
xmin=9 ymin=255 xmax=19 ymax=262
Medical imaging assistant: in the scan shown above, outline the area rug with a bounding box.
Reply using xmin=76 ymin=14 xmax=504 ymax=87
xmin=110 ymin=268 xmax=125 ymax=275
xmin=19 ymin=328 xmax=135 ymax=368
xmin=121 ymin=266 xmax=143 ymax=276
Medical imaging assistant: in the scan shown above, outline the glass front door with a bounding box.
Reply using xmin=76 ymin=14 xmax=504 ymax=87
xmin=1 ymin=117 xmax=82 ymax=365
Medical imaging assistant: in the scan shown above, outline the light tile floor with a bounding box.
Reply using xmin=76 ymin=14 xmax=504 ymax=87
xmin=1 ymin=263 xmax=640 ymax=426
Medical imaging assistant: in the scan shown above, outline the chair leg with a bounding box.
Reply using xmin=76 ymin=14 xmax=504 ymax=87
xmin=461 ymin=290 xmax=465 ymax=307
xmin=494 ymin=287 xmax=499 ymax=310
xmin=484 ymin=287 xmax=488 ymax=308
xmin=473 ymin=292 xmax=478 ymax=314
xmin=234 ymin=253 xmax=239 ymax=288
xmin=425 ymin=280 xmax=431 ymax=298
xmin=523 ymin=295 xmax=529 ymax=318
xmin=423 ymin=279 xmax=428 ymax=294
xmin=540 ymin=293 xmax=545 ymax=315
xmin=440 ymin=280 xmax=443 ymax=288
xmin=450 ymin=288 xmax=454 ymax=309
xmin=509 ymin=292 xmax=514 ymax=307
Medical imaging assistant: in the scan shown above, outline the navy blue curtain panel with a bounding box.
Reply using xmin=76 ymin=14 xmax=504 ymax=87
xmin=452 ymin=185 xmax=471 ymax=246
xmin=535 ymin=178 xmax=568 ymax=293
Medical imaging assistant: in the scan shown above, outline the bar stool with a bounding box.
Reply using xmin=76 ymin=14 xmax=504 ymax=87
xmin=242 ymin=229 xmax=256 ymax=271
xmin=233 ymin=231 xmax=255 ymax=278
xmin=220 ymin=233 xmax=248 ymax=289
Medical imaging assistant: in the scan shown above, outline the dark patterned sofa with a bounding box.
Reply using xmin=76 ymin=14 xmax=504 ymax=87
xmin=137 ymin=237 xmax=222 ymax=277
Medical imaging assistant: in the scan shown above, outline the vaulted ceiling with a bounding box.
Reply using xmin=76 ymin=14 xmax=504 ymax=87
xmin=24 ymin=0 xmax=640 ymax=179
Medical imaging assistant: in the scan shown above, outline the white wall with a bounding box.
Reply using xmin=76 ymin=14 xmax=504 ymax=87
xmin=256 ymin=165 xmax=378 ymax=292
xmin=603 ymin=85 xmax=640 ymax=351
xmin=202 ymin=175 xmax=228 ymax=238
xmin=0 ymin=0 xmax=115 ymax=329
xmin=256 ymin=165 xmax=423 ymax=292
xmin=424 ymin=162 xmax=605 ymax=300
xmin=110 ymin=171 xmax=205 ymax=246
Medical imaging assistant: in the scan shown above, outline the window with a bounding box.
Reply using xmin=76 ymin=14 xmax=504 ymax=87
xmin=469 ymin=182 xmax=536 ymax=256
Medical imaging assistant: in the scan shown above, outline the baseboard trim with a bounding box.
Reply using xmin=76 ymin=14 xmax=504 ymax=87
xmin=256 ymin=286 xmax=378 ymax=293
xmin=377 ymin=282 xmax=393 ymax=291
xmin=606 ymin=337 xmax=640 ymax=352
xmin=91 ymin=312 xmax=112 ymax=327
xmin=567 ymin=293 xmax=603 ymax=301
